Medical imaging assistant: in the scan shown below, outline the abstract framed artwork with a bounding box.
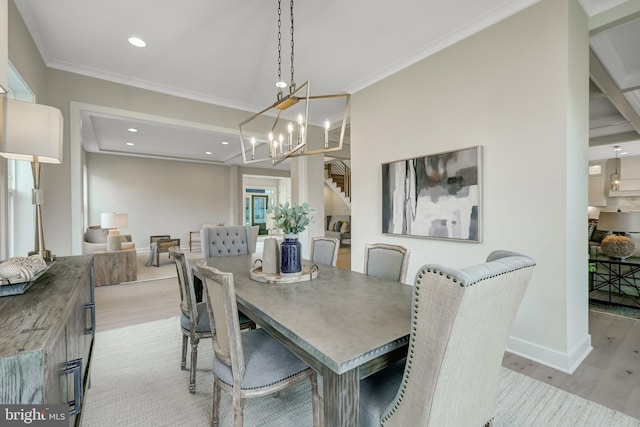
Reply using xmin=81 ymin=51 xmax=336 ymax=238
xmin=381 ymin=146 xmax=482 ymax=242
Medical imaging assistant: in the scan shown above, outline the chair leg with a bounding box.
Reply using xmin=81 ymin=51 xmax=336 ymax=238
xmin=156 ymin=250 xmax=160 ymax=267
xmin=189 ymin=338 xmax=199 ymax=393
xmin=310 ymin=373 xmax=321 ymax=427
xmin=181 ymin=335 xmax=188 ymax=370
xmin=212 ymin=379 xmax=221 ymax=427
xmin=232 ymin=396 xmax=245 ymax=427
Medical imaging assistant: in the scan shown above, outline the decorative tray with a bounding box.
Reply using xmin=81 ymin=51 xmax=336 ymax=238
xmin=0 ymin=260 xmax=53 ymax=297
xmin=249 ymin=264 xmax=319 ymax=284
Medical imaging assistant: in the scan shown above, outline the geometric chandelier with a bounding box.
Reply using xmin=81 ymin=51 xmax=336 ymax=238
xmin=238 ymin=0 xmax=350 ymax=166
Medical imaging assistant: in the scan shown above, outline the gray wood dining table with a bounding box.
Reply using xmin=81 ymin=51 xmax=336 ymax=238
xmin=196 ymin=254 xmax=412 ymax=426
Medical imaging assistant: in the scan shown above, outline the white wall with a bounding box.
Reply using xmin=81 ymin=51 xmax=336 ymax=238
xmin=351 ymin=0 xmax=590 ymax=372
xmin=324 ymin=185 xmax=350 ymax=215
xmin=87 ymin=153 xmax=235 ymax=252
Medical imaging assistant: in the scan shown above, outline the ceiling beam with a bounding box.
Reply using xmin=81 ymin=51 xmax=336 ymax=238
xmin=589 ymin=1 xmax=640 ymax=35
xmin=590 ymin=49 xmax=640 ymax=140
xmin=589 ymin=130 xmax=640 ymax=146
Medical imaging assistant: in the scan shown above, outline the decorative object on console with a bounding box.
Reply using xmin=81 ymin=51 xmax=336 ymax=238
xmin=237 ymin=0 xmax=350 ymax=166
xmin=597 ymin=211 xmax=640 ymax=260
xmin=0 ymin=98 xmax=63 ymax=261
xmin=100 ymin=212 xmax=129 ymax=251
xmin=381 ymin=146 xmax=481 ymax=242
xmin=268 ymin=202 xmax=314 ymax=275
xmin=0 ymin=254 xmax=49 ymax=296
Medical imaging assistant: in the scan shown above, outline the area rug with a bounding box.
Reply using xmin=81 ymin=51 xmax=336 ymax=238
xmin=81 ymin=317 xmax=640 ymax=427
xmin=133 ymin=253 xmax=177 ymax=282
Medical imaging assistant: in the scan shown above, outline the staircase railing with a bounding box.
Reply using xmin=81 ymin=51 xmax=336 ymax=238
xmin=325 ymin=160 xmax=351 ymax=200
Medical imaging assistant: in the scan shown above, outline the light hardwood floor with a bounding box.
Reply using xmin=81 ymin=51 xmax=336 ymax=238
xmin=94 ymin=246 xmax=640 ymax=421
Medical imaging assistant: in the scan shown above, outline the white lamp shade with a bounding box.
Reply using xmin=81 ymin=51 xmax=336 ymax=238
xmin=115 ymin=213 xmax=128 ymax=229
xmin=100 ymin=212 xmax=117 ymax=229
xmin=101 ymin=212 xmax=128 ymax=229
xmin=1 ymin=98 xmax=63 ymax=163
xmin=597 ymin=211 xmax=640 ymax=233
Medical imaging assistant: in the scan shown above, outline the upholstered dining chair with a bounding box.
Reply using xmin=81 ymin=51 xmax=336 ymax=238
xmin=364 ymin=243 xmax=410 ymax=283
xmin=171 ymin=250 xmax=212 ymax=394
xmin=201 ymin=225 xmax=259 ymax=258
xmin=196 ymin=263 xmax=321 ymax=427
xmin=310 ymin=236 xmax=340 ymax=266
xmin=358 ymin=250 xmax=536 ymax=427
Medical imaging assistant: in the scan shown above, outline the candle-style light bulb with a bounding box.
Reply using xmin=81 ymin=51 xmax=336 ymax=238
xmin=297 ymin=113 xmax=304 ymax=145
xmin=279 ymin=134 xmax=284 ymax=155
xmin=287 ymin=122 xmax=294 ymax=150
xmin=324 ymin=119 xmax=330 ymax=148
xmin=251 ymin=137 xmax=256 ymax=160
xmin=268 ymin=132 xmax=274 ymax=157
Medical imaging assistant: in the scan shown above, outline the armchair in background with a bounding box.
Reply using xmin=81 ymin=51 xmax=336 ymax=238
xmin=149 ymin=235 xmax=180 ymax=267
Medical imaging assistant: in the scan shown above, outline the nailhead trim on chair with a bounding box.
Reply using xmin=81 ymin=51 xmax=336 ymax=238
xmin=420 ymin=264 xmax=535 ymax=288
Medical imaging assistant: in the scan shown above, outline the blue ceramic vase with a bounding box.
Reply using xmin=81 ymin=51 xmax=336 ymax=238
xmin=280 ymin=234 xmax=302 ymax=275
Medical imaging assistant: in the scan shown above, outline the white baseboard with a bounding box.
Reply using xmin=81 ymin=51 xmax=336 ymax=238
xmin=506 ymin=333 xmax=593 ymax=374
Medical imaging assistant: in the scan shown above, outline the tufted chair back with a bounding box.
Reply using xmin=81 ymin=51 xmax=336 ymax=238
xmin=201 ymin=225 xmax=258 ymax=258
xmin=359 ymin=250 xmax=536 ymax=426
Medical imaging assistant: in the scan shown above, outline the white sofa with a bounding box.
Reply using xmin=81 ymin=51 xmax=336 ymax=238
xmin=82 ymin=226 xmax=135 ymax=254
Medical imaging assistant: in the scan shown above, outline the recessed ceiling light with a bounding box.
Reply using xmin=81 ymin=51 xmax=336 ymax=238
xmin=128 ymin=128 xmax=138 ymax=133
xmin=275 ymin=81 xmax=287 ymax=88
xmin=205 ymin=151 xmax=212 ymax=155
xmin=221 ymin=141 xmax=229 ymax=145
xmin=128 ymin=36 xmax=147 ymax=48
xmin=126 ymin=142 xmax=135 ymax=146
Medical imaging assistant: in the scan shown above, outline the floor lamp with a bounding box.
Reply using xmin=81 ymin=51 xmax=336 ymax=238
xmin=1 ymin=98 xmax=64 ymax=262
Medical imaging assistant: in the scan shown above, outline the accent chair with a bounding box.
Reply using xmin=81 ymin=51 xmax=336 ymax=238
xmin=196 ymin=263 xmax=320 ymax=427
xmin=358 ymin=250 xmax=536 ymax=426
xmin=150 ymin=235 xmax=180 ymax=267
xmin=310 ymin=236 xmax=340 ymax=267
xmin=364 ymin=243 xmax=410 ymax=283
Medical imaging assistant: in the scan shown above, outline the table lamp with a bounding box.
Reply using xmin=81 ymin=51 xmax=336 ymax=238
xmin=1 ymin=98 xmax=63 ymax=262
xmin=597 ymin=211 xmax=640 ymax=260
xmin=100 ymin=212 xmax=128 ymax=251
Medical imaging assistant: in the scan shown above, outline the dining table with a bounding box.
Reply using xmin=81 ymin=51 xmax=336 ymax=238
xmin=194 ymin=254 xmax=413 ymax=426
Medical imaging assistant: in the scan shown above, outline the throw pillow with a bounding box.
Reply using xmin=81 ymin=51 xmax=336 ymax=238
xmin=335 ymin=221 xmax=343 ymax=232
xmin=340 ymin=221 xmax=350 ymax=233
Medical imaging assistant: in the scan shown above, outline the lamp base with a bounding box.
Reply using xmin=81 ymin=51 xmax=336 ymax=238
xmin=107 ymin=235 xmax=122 ymax=252
xmin=601 ymin=235 xmax=635 ymax=260
xmin=29 ymin=249 xmax=55 ymax=263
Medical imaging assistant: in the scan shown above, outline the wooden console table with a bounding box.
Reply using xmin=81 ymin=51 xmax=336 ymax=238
xmin=0 ymin=256 xmax=95 ymax=426
xmin=93 ymin=247 xmax=137 ymax=286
